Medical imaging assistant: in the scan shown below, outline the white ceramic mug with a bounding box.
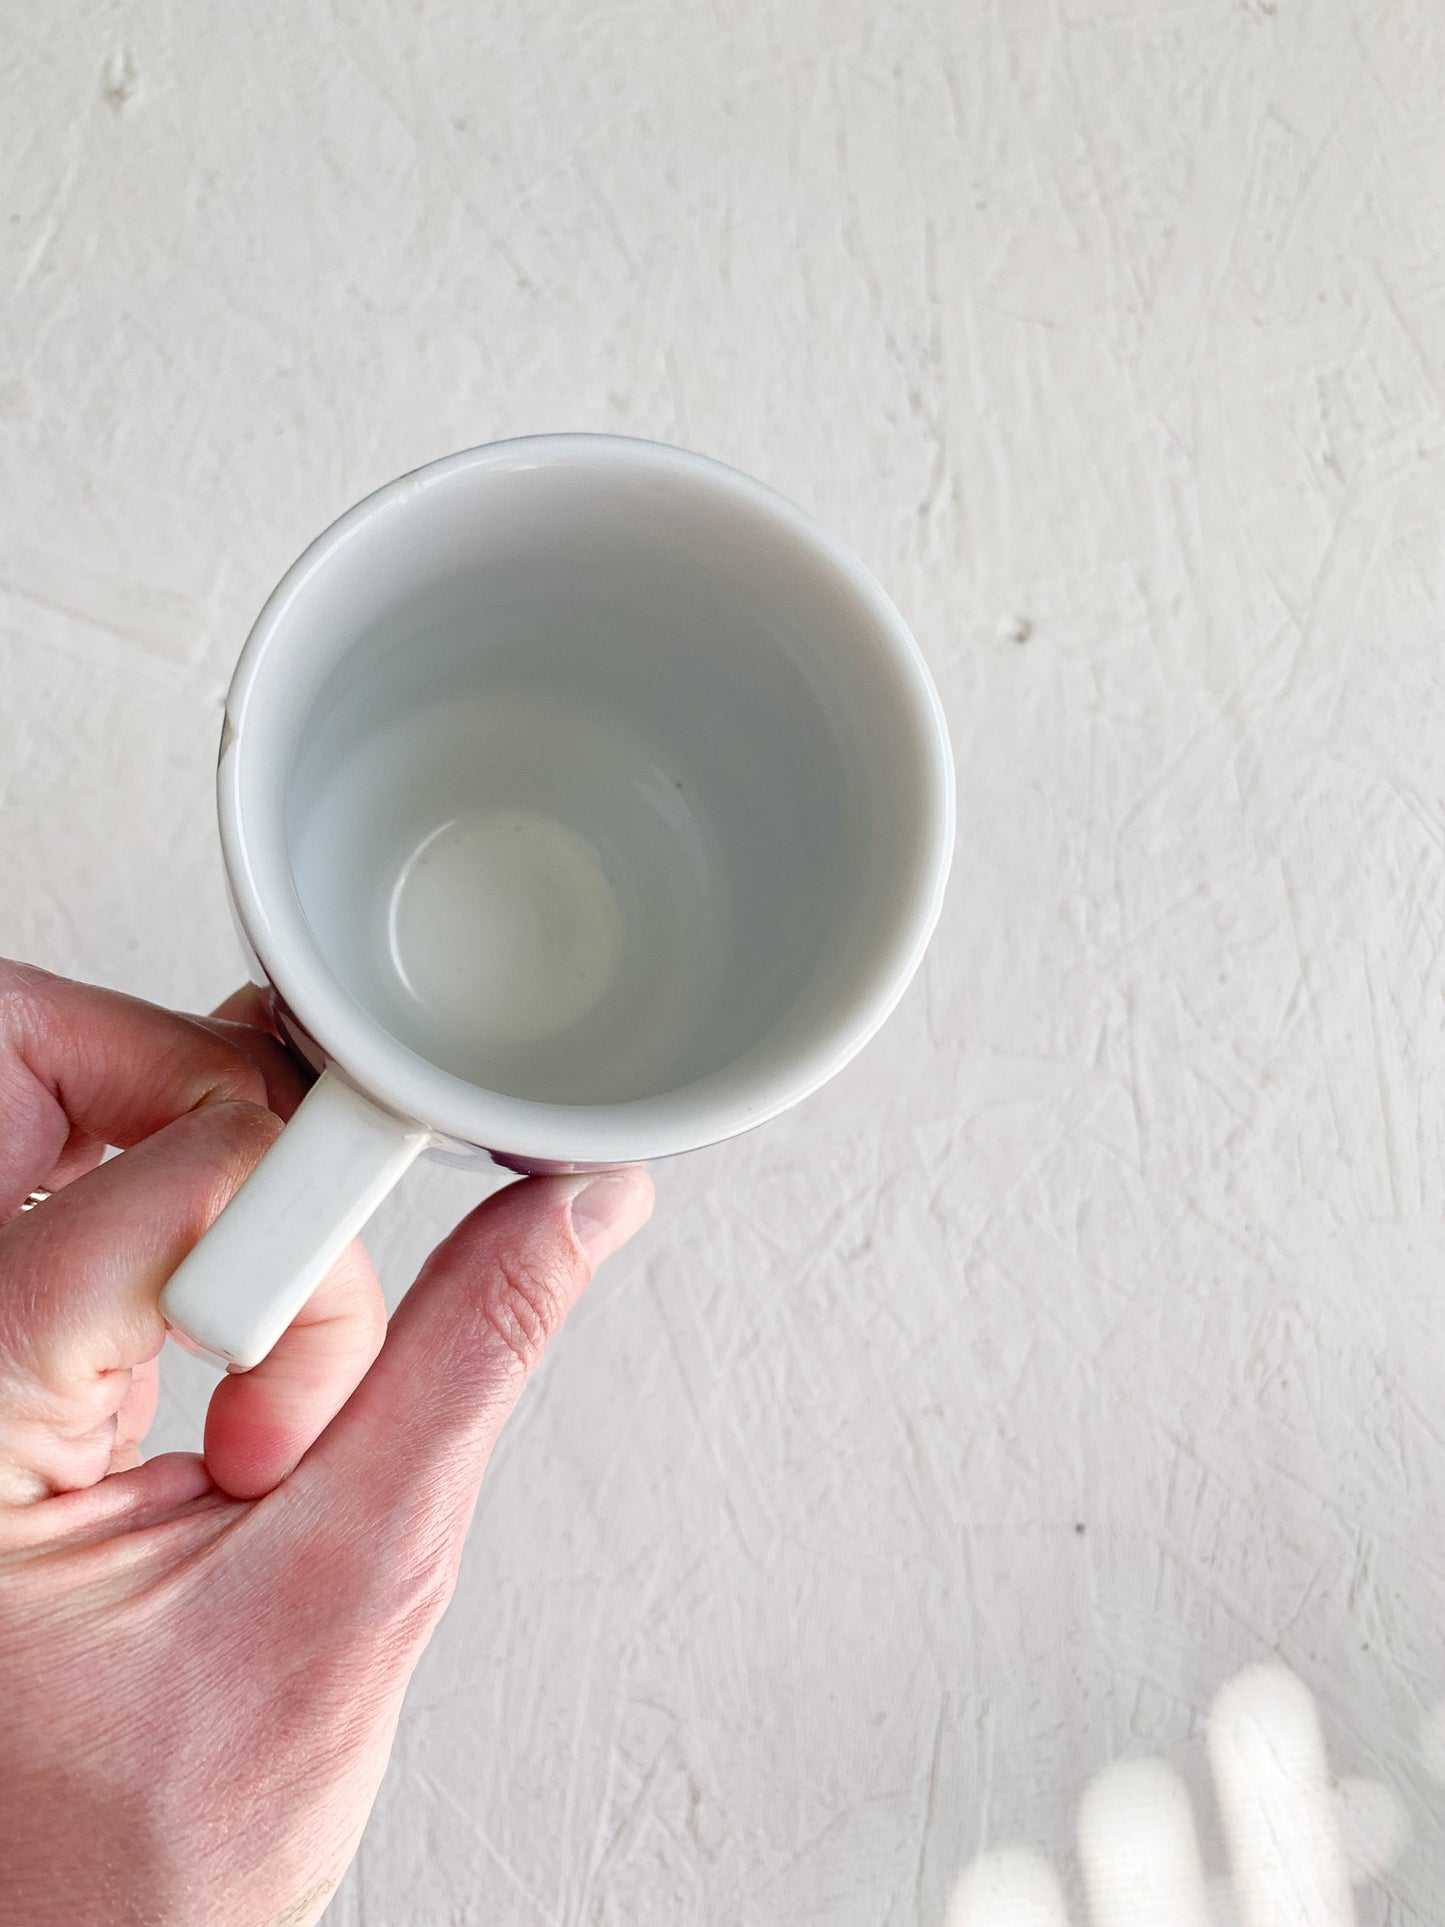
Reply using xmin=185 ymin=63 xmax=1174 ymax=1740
xmin=160 ymin=436 xmax=954 ymax=1370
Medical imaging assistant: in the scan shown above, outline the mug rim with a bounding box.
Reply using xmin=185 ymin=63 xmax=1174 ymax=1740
xmin=219 ymin=433 xmax=955 ymax=1163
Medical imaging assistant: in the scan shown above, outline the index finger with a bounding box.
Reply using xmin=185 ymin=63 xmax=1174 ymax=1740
xmin=209 ymin=984 xmax=277 ymax=1030
xmin=0 ymin=960 xmax=273 ymax=1219
xmin=194 ymin=983 xmax=315 ymax=1122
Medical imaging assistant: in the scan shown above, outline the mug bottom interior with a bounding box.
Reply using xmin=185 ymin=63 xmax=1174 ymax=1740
xmin=288 ymin=619 xmax=847 ymax=1106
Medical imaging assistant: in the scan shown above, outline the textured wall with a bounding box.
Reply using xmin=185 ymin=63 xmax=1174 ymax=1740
xmin=4 ymin=1 xmax=1445 ymax=1920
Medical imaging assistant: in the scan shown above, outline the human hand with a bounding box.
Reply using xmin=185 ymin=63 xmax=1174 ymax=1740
xmin=0 ymin=960 xmax=653 ymax=1927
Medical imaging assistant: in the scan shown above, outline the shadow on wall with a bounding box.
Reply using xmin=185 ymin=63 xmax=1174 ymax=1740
xmin=946 ymin=1665 xmax=1426 ymax=1925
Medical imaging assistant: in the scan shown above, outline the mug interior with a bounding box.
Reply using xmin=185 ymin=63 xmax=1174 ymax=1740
xmin=225 ymin=439 xmax=951 ymax=1158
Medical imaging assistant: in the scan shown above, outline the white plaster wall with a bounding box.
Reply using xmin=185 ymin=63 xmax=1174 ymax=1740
xmin=4 ymin=1 xmax=1445 ymax=1920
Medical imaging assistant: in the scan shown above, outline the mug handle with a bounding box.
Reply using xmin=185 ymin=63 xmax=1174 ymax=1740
xmin=159 ymin=1068 xmax=430 ymax=1371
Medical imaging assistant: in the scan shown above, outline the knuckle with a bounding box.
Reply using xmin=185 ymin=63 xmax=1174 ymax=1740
xmin=389 ymin=1532 xmax=462 ymax=1640
xmin=473 ymin=1244 xmax=574 ymax=1374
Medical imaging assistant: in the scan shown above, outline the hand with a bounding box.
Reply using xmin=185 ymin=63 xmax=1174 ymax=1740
xmin=0 ymin=960 xmax=653 ymax=1927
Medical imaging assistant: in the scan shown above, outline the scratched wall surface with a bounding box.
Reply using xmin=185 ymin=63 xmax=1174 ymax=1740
xmin=4 ymin=0 xmax=1445 ymax=1919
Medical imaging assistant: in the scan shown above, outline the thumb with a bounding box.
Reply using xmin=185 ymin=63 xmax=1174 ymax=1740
xmin=288 ymin=1167 xmax=653 ymax=1595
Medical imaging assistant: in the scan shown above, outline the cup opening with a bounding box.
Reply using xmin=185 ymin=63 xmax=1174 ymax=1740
xmin=224 ymin=438 xmax=951 ymax=1158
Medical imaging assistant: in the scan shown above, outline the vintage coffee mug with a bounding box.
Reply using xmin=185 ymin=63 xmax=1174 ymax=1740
xmin=160 ymin=436 xmax=954 ymax=1369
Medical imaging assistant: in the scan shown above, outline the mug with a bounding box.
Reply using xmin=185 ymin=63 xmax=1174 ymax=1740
xmin=160 ymin=436 xmax=954 ymax=1370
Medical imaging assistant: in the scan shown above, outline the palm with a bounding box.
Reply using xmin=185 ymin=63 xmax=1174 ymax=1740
xmin=4 ymin=1461 xmax=398 ymax=1927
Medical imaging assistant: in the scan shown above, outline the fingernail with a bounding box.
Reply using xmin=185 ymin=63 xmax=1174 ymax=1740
xmin=568 ymin=1169 xmax=655 ymax=1266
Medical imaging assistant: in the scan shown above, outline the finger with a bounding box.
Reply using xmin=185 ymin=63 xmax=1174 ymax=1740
xmin=33 ymin=1123 xmax=108 ymax=1196
xmin=111 ymin=1354 xmax=161 ymax=1469
xmin=0 ymin=1100 xmax=281 ymax=1502
xmin=202 ymin=1240 xmax=386 ymax=1501
xmin=194 ymin=986 xmax=316 ymax=1122
xmin=289 ymin=1169 xmax=653 ymax=1606
xmin=0 ymin=1449 xmax=222 ymax=1556
xmin=8 ymin=987 xmax=311 ymax=1201
xmin=210 ymin=985 xmax=276 ymax=1027
xmin=23 ymin=1079 xmax=268 ymax=1212
xmin=190 ymin=1014 xmax=314 ymax=1121
xmin=0 ymin=960 xmax=272 ymax=1218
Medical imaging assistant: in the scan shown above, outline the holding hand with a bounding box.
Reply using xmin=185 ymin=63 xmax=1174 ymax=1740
xmin=0 ymin=961 xmax=652 ymax=1927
